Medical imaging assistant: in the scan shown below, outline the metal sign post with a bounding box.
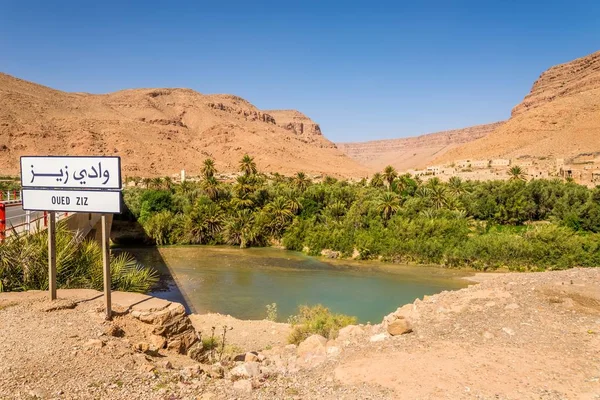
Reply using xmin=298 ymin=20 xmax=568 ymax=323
xmin=48 ymin=212 xmax=57 ymax=300
xmin=101 ymin=214 xmax=111 ymax=320
xmin=20 ymin=156 xmax=122 ymax=320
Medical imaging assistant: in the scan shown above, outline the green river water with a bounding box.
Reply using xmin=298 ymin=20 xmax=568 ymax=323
xmin=127 ymin=246 xmax=470 ymax=323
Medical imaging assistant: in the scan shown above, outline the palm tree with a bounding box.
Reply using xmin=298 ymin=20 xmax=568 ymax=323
xmin=377 ymin=192 xmax=400 ymax=224
xmin=447 ymin=176 xmax=467 ymax=196
xmin=265 ymin=197 xmax=294 ymax=226
xmin=163 ymin=177 xmax=174 ymax=191
xmin=201 ymin=177 xmax=221 ymax=201
xmin=239 ymin=154 xmax=257 ymax=176
xmin=183 ymin=203 xmax=224 ymax=244
xmin=323 ymin=176 xmax=338 ymax=185
xmin=508 ymin=166 xmax=526 ymax=181
xmin=142 ymin=177 xmax=152 ymax=189
xmin=383 ymin=165 xmax=398 ymax=189
xmin=293 ymin=172 xmax=311 ymax=192
xmin=429 ymin=185 xmax=449 ymax=210
xmin=234 ymin=174 xmax=256 ymax=196
xmin=202 ymin=158 xmax=216 ymax=180
xmin=325 ymin=200 xmax=346 ymax=222
xmin=225 ymin=209 xmax=256 ymax=248
xmin=282 ymin=188 xmax=302 ymax=214
xmin=150 ymin=177 xmax=163 ymax=190
xmin=370 ymin=173 xmax=385 ymax=188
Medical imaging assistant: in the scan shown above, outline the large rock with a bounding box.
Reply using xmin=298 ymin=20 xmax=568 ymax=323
xmin=337 ymin=325 xmax=364 ymax=340
xmin=383 ymin=303 xmax=420 ymax=332
xmin=130 ymin=301 xmax=198 ymax=354
xmin=230 ymin=362 xmax=260 ymax=379
xmin=386 ymin=317 xmax=413 ymax=336
xmin=297 ymin=334 xmax=327 ymax=357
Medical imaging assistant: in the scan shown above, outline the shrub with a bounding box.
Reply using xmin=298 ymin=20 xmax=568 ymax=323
xmin=287 ymin=304 xmax=357 ymax=344
xmin=0 ymin=224 xmax=158 ymax=293
xmin=265 ymin=302 xmax=278 ymax=321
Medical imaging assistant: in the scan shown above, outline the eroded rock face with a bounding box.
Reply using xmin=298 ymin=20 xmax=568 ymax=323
xmin=512 ymin=51 xmax=600 ymax=116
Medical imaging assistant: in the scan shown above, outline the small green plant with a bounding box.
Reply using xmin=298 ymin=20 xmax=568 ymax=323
xmin=265 ymin=302 xmax=278 ymax=321
xmin=287 ymin=304 xmax=357 ymax=345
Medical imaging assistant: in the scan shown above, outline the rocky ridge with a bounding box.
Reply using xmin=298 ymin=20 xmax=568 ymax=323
xmin=0 ymin=73 xmax=367 ymax=177
xmin=436 ymin=50 xmax=600 ymax=164
xmin=337 ymin=122 xmax=504 ymax=172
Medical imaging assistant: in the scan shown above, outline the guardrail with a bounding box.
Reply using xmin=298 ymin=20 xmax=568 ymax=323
xmin=0 ymin=201 xmax=69 ymax=241
xmin=0 ymin=190 xmax=20 ymax=202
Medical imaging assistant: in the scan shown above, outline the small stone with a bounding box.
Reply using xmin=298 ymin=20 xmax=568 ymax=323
xmin=104 ymin=324 xmax=125 ymax=337
xmin=284 ymin=344 xmax=297 ymax=351
xmin=257 ymin=353 xmax=266 ymax=362
xmin=162 ymin=360 xmax=173 ymax=369
xmin=387 ymin=318 xmax=413 ymax=336
xmin=142 ymin=364 xmax=156 ymax=373
xmin=483 ymin=331 xmax=494 ymax=339
xmin=326 ymin=346 xmax=341 ymax=357
xmin=233 ymin=379 xmax=253 ymax=393
xmin=504 ymin=303 xmax=520 ymax=310
xmin=230 ymin=362 xmax=260 ymax=379
xmin=28 ymin=388 xmax=48 ymax=399
xmin=369 ymin=333 xmax=388 ymax=342
xmin=84 ymin=339 xmax=104 ymax=349
xmin=502 ymin=327 xmax=515 ymax=336
xmin=244 ymin=352 xmax=258 ymax=362
xmin=208 ymin=364 xmax=224 ymax=379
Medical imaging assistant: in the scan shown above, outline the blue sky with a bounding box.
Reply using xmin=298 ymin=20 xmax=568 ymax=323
xmin=1 ymin=0 xmax=599 ymax=142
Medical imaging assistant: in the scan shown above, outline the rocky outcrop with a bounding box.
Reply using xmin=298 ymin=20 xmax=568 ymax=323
xmin=435 ymin=50 xmax=600 ymax=164
xmin=207 ymin=102 xmax=276 ymax=124
xmin=512 ymin=50 xmax=600 ymax=116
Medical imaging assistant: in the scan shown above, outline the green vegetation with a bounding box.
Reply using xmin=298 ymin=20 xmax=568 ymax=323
xmin=123 ymin=155 xmax=600 ymax=271
xmin=287 ymin=304 xmax=357 ymax=344
xmin=265 ymin=302 xmax=278 ymax=321
xmin=0 ymin=223 xmax=158 ymax=293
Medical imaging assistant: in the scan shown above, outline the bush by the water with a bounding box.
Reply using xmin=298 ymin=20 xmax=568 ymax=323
xmin=0 ymin=223 xmax=158 ymax=293
xmin=287 ymin=304 xmax=357 ymax=344
xmin=121 ymin=155 xmax=600 ymax=271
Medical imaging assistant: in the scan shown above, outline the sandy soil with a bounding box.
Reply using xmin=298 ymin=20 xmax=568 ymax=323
xmin=1 ymin=267 xmax=599 ymax=399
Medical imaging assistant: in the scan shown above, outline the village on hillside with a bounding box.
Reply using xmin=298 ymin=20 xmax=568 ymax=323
xmin=409 ymin=154 xmax=600 ymax=187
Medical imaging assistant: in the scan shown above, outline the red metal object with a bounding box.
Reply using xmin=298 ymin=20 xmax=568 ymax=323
xmin=0 ymin=203 xmax=5 ymax=241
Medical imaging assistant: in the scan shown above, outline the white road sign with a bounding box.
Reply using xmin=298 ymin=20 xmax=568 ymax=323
xmin=21 ymin=156 xmax=121 ymax=190
xmin=22 ymin=189 xmax=122 ymax=213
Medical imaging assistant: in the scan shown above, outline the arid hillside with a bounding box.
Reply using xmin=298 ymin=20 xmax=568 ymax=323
xmin=0 ymin=73 xmax=367 ymax=177
xmin=337 ymin=122 xmax=503 ymax=172
xmin=435 ymin=50 xmax=600 ymax=164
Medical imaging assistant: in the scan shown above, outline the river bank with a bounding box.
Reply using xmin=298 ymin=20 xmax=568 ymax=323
xmin=1 ymin=267 xmax=598 ymax=399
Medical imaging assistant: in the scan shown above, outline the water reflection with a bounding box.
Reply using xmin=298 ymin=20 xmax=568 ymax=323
xmin=127 ymin=246 xmax=469 ymax=323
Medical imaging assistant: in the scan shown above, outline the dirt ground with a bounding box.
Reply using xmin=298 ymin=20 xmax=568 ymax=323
xmin=1 ymin=268 xmax=599 ymax=399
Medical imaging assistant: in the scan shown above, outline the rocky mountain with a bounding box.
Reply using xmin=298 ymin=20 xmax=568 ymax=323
xmin=337 ymin=122 xmax=503 ymax=172
xmin=435 ymin=50 xmax=600 ymax=164
xmin=0 ymin=73 xmax=367 ymax=177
